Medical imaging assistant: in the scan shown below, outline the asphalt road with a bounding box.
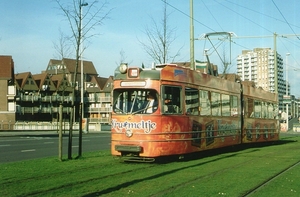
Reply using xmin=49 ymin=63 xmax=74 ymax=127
xmin=0 ymin=131 xmax=111 ymax=163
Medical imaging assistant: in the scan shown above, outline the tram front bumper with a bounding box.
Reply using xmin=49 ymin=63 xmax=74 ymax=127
xmin=115 ymin=145 xmax=142 ymax=153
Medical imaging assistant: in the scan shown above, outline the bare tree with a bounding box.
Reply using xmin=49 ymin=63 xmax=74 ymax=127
xmin=115 ymin=49 xmax=133 ymax=66
xmin=53 ymin=28 xmax=73 ymax=59
xmin=220 ymin=45 xmax=232 ymax=75
xmin=139 ymin=0 xmax=182 ymax=64
xmin=53 ymin=29 xmax=73 ymax=161
xmin=55 ymin=0 xmax=111 ymax=159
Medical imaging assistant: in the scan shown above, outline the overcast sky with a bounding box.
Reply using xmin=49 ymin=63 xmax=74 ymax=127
xmin=1 ymin=0 xmax=300 ymax=96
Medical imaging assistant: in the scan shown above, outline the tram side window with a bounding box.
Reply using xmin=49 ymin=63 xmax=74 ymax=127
xmin=254 ymin=100 xmax=262 ymax=118
xmin=162 ymin=86 xmax=182 ymax=114
xmin=221 ymin=94 xmax=230 ymax=116
xmin=200 ymin=90 xmax=211 ymax=116
xmin=230 ymin=95 xmax=238 ymax=116
xmin=185 ymin=87 xmax=199 ymax=115
xmin=211 ymin=92 xmax=221 ymax=116
xmin=248 ymin=98 xmax=254 ymax=117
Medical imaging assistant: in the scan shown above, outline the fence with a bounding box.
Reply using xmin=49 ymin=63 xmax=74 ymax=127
xmin=0 ymin=121 xmax=109 ymax=132
xmin=0 ymin=121 xmax=14 ymax=130
xmin=293 ymin=123 xmax=300 ymax=132
xmin=13 ymin=121 xmax=79 ymax=131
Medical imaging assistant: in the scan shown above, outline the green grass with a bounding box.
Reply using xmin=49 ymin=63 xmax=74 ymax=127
xmin=1 ymin=133 xmax=300 ymax=197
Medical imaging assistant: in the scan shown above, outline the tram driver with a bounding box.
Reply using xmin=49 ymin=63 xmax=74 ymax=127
xmin=144 ymin=92 xmax=158 ymax=113
xmin=164 ymin=98 xmax=177 ymax=113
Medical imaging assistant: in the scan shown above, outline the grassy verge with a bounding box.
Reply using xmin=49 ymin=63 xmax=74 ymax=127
xmin=1 ymin=133 xmax=300 ymax=197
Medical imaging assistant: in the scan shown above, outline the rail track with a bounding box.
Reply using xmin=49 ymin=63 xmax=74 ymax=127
xmin=2 ymin=134 xmax=300 ymax=197
xmin=242 ymin=159 xmax=300 ymax=196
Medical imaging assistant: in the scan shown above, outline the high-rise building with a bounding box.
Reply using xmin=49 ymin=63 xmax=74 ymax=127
xmin=237 ymin=48 xmax=286 ymax=112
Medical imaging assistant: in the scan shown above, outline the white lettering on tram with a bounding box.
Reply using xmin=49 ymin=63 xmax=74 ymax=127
xmin=111 ymin=119 xmax=157 ymax=134
xmin=217 ymin=120 xmax=239 ymax=141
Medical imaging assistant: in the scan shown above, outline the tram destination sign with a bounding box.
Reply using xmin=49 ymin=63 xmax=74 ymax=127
xmin=283 ymin=95 xmax=291 ymax=104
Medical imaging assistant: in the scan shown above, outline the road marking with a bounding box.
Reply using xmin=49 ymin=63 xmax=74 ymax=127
xmin=0 ymin=144 xmax=11 ymax=147
xmin=20 ymin=137 xmax=51 ymax=140
xmin=44 ymin=142 xmax=54 ymax=144
xmin=21 ymin=149 xmax=36 ymax=152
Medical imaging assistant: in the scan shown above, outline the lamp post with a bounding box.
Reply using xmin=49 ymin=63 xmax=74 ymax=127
xmin=286 ymin=52 xmax=290 ymax=130
xmin=78 ymin=1 xmax=88 ymax=157
xmin=80 ymin=1 xmax=88 ymax=120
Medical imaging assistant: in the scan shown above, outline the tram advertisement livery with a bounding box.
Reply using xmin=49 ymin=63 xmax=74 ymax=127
xmin=111 ymin=63 xmax=279 ymax=162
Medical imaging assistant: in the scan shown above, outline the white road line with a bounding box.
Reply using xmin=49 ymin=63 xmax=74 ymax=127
xmin=44 ymin=142 xmax=54 ymax=144
xmin=21 ymin=149 xmax=36 ymax=152
xmin=0 ymin=144 xmax=11 ymax=147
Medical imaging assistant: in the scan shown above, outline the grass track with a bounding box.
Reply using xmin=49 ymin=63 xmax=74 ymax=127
xmin=1 ymin=133 xmax=300 ymax=197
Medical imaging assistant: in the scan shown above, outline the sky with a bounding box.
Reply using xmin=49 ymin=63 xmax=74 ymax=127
xmin=1 ymin=0 xmax=300 ymax=96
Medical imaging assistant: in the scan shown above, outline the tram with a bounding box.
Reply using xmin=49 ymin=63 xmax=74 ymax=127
xmin=111 ymin=63 xmax=279 ymax=161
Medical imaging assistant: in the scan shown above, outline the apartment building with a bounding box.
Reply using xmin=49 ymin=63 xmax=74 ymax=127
xmin=86 ymin=76 xmax=113 ymax=125
xmin=237 ymin=48 xmax=298 ymax=116
xmin=237 ymin=48 xmax=283 ymax=104
xmin=46 ymin=58 xmax=99 ymax=88
xmin=0 ymin=56 xmax=113 ymax=130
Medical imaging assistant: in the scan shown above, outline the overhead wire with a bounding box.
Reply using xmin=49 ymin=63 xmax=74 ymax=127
xmin=213 ymin=0 xmax=274 ymax=35
xmin=201 ymin=0 xmax=232 ymax=65
xmin=272 ymin=0 xmax=300 ymax=68
xmin=163 ymin=0 xmax=255 ymax=52
xmin=201 ymin=0 xmax=224 ymax=32
xmin=278 ymin=37 xmax=300 ymax=69
xmin=161 ymin=0 xmax=216 ymax=32
xmin=225 ymin=0 xmax=300 ymax=29
xmin=271 ymin=0 xmax=300 ymax=40
xmin=223 ymin=0 xmax=300 ymax=57
xmin=163 ymin=0 xmax=300 ymax=68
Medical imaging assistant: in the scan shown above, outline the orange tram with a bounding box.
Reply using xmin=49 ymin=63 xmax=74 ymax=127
xmin=111 ymin=63 xmax=279 ymax=162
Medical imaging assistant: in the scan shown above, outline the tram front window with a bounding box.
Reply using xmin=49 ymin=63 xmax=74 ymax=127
xmin=113 ymin=89 xmax=158 ymax=114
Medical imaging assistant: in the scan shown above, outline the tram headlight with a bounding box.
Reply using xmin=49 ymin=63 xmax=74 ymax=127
xmin=119 ymin=63 xmax=128 ymax=74
xmin=125 ymin=129 xmax=133 ymax=138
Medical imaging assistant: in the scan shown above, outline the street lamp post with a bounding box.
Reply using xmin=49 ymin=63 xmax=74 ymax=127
xmin=80 ymin=1 xmax=88 ymax=120
xmin=286 ymin=52 xmax=290 ymax=130
xmin=78 ymin=1 xmax=88 ymax=157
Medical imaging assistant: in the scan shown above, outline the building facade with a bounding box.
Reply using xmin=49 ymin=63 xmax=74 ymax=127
xmin=237 ymin=48 xmax=298 ymax=117
xmin=0 ymin=56 xmax=15 ymax=129
xmin=237 ymin=48 xmax=284 ymax=105
xmin=0 ymin=57 xmax=112 ymax=131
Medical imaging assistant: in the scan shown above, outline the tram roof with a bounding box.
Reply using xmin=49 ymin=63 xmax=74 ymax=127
xmin=114 ymin=64 xmax=241 ymax=92
xmin=114 ymin=63 xmax=277 ymax=103
xmin=242 ymin=84 xmax=278 ymax=102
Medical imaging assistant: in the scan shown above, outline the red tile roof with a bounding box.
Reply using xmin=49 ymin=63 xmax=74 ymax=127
xmin=48 ymin=58 xmax=98 ymax=74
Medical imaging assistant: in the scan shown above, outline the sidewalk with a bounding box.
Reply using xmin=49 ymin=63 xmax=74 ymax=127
xmin=0 ymin=130 xmax=110 ymax=137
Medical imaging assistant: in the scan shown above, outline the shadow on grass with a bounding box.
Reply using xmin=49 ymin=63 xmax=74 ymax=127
xmin=179 ymin=139 xmax=298 ymax=162
xmin=81 ymin=139 xmax=298 ymax=197
xmin=118 ymin=138 xmax=298 ymax=165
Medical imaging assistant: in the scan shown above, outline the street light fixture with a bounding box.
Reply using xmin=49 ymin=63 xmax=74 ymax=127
xmin=286 ymin=52 xmax=290 ymax=130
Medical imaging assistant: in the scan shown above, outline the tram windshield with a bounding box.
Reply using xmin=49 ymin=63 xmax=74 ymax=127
xmin=113 ymin=89 xmax=158 ymax=114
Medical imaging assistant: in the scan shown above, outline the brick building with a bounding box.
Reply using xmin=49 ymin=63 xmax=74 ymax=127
xmin=0 ymin=56 xmax=15 ymax=129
